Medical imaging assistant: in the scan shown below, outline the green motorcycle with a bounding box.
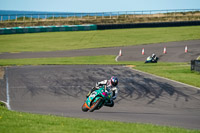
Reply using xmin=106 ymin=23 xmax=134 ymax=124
xmin=82 ymin=85 xmax=111 ymax=112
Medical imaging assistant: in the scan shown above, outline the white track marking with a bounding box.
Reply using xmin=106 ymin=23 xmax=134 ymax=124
xmin=125 ymin=66 xmax=200 ymax=90
xmin=6 ymin=67 xmax=11 ymax=110
xmin=115 ymin=55 xmax=120 ymax=62
xmin=0 ymin=100 xmax=9 ymax=109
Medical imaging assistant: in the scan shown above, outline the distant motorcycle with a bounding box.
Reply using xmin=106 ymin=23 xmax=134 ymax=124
xmin=145 ymin=56 xmax=159 ymax=63
xmin=82 ymin=85 xmax=111 ymax=112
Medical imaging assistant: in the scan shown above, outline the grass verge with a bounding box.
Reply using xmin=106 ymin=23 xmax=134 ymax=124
xmin=0 ymin=55 xmax=121 ymax=65
xmin=0 ymin=55 xmax=199 ymax=87
xmin=0 ymin=106 xmax=199 ymax=133
xmin=0 ymin=26 xmax=200 ymax=53
xmin=132 ymin=62 xmax=200 ymax=88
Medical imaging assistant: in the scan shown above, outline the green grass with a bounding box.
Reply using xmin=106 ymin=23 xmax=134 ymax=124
xmin=0 ymin=55 xmax=121 ymax=65
xmin=133 ymin=62 xmax=200 ymax=88
xmin=0 ymin=106 xmax=199 ymax=133
xmin=0 ymin=55 xmax=199 ymax=87
xmin=0 ymin=26 xmax=200 ymax=53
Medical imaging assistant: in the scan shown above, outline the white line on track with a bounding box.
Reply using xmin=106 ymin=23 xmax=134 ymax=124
xmin=6 ymin=67 xmax=11 ymax=110
xmin=125 ymin=66 xmax=200 ymax=90
xmin=115 ymin=55 xmax=120 ymax=62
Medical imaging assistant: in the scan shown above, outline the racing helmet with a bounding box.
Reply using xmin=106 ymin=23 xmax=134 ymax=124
xmin=152 ymin=53 xmax=156 ymax=58
xmin=110 ymin=76 xmax=118 ymax=86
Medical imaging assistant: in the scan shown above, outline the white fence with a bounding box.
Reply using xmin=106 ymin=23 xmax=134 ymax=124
xmin=1 ymin=9 xmax=200 ymax=22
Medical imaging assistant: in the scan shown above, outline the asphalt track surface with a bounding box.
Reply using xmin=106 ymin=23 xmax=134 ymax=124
xmin=0 ymin=40 xmax=200 ymax=129
xmin=0 ymin=65 xmax=200 ymax=129
xmin=0 ymin=40 xmax=200 ymax=62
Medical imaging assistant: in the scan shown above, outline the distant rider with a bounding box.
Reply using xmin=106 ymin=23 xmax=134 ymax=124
xmin=86 ymin=76 xmax=119 ymax=107
xmin=145 ymin=53 xmax=158 ymax=63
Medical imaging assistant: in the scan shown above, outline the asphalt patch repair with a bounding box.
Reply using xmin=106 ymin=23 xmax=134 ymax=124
xmin=0 ymin=65 xmax=200 ymax=129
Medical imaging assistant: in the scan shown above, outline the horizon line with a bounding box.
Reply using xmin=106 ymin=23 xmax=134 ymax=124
xmin=0 ymin=8 xmax=200 ymax=14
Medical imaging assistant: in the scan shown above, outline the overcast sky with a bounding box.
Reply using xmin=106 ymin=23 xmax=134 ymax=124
xmin=0 ymin=0 xmax=200 ymax=12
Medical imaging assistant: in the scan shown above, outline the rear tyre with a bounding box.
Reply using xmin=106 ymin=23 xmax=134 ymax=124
xmin=82 ymin=103 xmax=89 ymax=112
xmin=89 ymin=98 xmax=103 ymax=112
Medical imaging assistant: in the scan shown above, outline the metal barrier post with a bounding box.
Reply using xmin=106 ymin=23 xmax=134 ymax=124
xmin=117 ymin=12 xmax=119 ymax=19
xmin=191 ymin=60 xmax=200 ymax=72
xmin=191 ymin=60 xmax=195 ymax=71
xmin=192 ymin=9 xmax=194 ymax=20
xmin=173 ymin=10 xmax=176 ymax=22
xmin=132 ymin=11 xmax=135 ymax=19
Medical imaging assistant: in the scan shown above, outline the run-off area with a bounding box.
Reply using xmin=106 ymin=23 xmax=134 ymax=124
xmin=1 ymin=65 xmax=200 ymax=129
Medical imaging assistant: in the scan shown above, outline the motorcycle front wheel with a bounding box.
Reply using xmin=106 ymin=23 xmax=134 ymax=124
xmin=82 ymin=103 xmax=89 ymax=112
xmin=89 ymin=98 xmax=103 ymax=112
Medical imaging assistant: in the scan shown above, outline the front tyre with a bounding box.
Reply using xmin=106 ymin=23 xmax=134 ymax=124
xmin=89 ymin=98 xmax=103 ymax=112
xmin=82 ymin=103 xmax=89 ymax=112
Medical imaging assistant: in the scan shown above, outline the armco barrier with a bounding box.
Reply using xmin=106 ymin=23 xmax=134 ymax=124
xmin=191 ymin=60 xmax=200 ymax=72
xmin=1 ymin=21 xmax=200 ymax=34
xmin=0 ymin=24 xmax=97 ymax=34
xmin=97 ymin=21 xmax=200 ymax=30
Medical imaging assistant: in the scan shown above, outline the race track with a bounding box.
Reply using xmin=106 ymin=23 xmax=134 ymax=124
xmin=2 ymin=65 xmax=200 ymax=129
xmin=0 ymin=40 xmax=200 ymax=62
xmin=0 ymin=40 xmax=200 ymax=129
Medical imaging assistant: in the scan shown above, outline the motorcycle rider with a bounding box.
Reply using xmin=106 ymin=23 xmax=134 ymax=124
xmin=86 ymin=76 xmax=119 ymax=107
xmin=145 ymin=53 xmax=158 ymax=63
xmin=151 ymin=53 xmax=157 ymax=61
